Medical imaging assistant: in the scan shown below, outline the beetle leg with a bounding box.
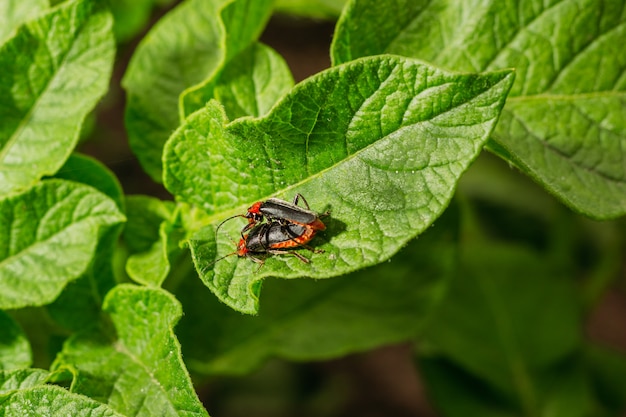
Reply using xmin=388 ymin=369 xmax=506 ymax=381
xmin=267 ymin=249 xmax=310 ymax=263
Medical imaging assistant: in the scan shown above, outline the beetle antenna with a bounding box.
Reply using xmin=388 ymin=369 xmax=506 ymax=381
xmin=214 ymin=214 xmax=245 ymax=238
xmin=199 ymin=250 xmax=238 ymax=276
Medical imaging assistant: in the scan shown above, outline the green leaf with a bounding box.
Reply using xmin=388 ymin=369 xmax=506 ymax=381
xmin=53 ymin=285 xmax=209 ymax=417
xmin=331 ymin=0 xmax=626 ymax=219
xmin=0 ymin=312 xmax=32 ymax=370
xmin=0 ymin=369 xmax=49 ymax=392
xmin=46 ymin=155 xmax=125 ymax=331
xmin=491 ymin=95 xmax=626 ymax=219
xmin=420 ymin=240 xmax=582 ymax=415
xmin=0 ymin=0 xmax=48 ymax=43
xmin=123 ymin=0 xmax=272 ymax=182
xmin=0 ymin=0 xmax=115 ymax=196
xmin=176 ymin=206 xmax=457 ymax=374
xmin=0 ymin=180 xmax=125 ymax=309
xmin=123 ymin=196 xmax=180 ymax=286
xmin=0 ymin=384 xmax=124 ymax=417
xmin=53 ymin=153 xmax=125 ymax=211
xmin=180 ymin=0 xmax=275 ymax=118
xmin=184 ymin=43 xmax=294 ymax=120
xmin=164 ymin=55 xmax=514 ymax=313
xmin=123 ymin=195 xmax=176 ymax=252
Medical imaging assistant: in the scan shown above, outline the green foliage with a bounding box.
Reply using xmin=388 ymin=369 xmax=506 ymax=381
xmin=0 ymin=0 xmax=115 ymax=195
xmin=52 ymin=285 xmax=208 ymax=416
xmin=332 ymin=0 xmax=626 ymax=219
xmin=163 ymin=59 xmax=513 ymax=313
xmin=1 ymin=0 xmax=625 ymax=415
xmin=123 ymin=0 xmax=273 ymax=181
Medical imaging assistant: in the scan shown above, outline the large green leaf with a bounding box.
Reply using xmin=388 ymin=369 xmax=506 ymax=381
xmin=123 ymin=0 xmax=273 ymax=182
xmin=0 ymin=0 xmax=115 ymax=195
xmin=332 ymin=0 xmax=626 ymax=219
xmin=0 ymin=0 xmax=48 ymax=43
xmin=0 ymin=180 xmax=125 ymax=309
xmin=53 ymin=285 xmax=209 ymax=417
xmin=163 ymin=55 xmax=514 ymax=313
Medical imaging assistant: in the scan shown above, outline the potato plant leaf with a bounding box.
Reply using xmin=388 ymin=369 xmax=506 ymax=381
xmin=0 ymin=0 xmax=115 ymax=195
xmin=184 ymin=42 xmax=294 ymax=121
xmin=123 ymin=0 xmax=273 ymax=182
xmin=0 ymin=180 xmax=125 ymax=309
xmin=163 ymin=55 xmax=514 ymax=314
xmin=53 ymin=285 xmax=209 ymax=417
xmin=180 ymin=0 xmax=275 ymax=118
xmin=332 ymin=0 xmax=626 ymax=219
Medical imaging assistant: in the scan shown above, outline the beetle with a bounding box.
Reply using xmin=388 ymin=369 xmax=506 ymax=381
xmin=212 ymin=220 xmax=324 ymax=267
xmin=238 ymin=220 xmax=323 ymax=264
xmin=215 ymin=193 xmax=327 ymax=239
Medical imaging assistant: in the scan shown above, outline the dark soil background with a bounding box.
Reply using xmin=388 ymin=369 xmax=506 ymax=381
xmin=76 ymin=6 xmax=626 ymax=416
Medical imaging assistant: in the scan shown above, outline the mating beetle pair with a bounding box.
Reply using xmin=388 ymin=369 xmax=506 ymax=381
xmin=215 ymin=193 xmax=328 ymax=265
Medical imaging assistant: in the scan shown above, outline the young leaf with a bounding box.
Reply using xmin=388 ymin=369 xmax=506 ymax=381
xmin=185 ymin=43 xmax=294 ymax=121
xmin=164 ymin=55 xmax=514 ymax=313
xmin=0 ymin=0 xmax=48 ymax=43
xmin=0 ymin=311 xmax=32 ymax=370
xmin=179 ymin=0 xmax=275 ymax=118
xmin=0 ymin=0 xmax=115 ymax=195
xmin=0 ymin=180 xmax=125 ymax=309
xmin=331 ymin=0 xmax=626 ymax=219
xmin=123 ymin=196 xmax=180 ymax=286
xmin=123 ymin=0 xmax=273 ymax=182
xmin=53 ymin=285 xmax=209 ymax=417
xmin=1 ymin=384 xmax=124 ymax=417
xmin=176 ymin=207 xmax=457 ymax=375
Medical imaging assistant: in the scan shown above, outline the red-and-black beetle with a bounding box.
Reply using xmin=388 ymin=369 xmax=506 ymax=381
xmin=213 ymin=220 xmax=324 ymax=267
xmin=216 ymin=193 xmax=328 ymax=238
